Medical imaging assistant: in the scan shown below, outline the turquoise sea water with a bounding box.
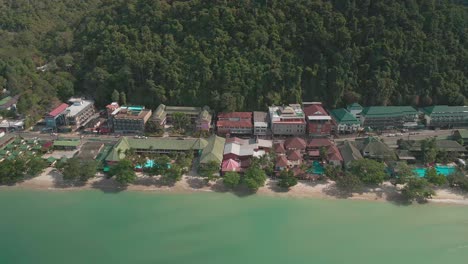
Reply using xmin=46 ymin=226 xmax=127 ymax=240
xmin=0 ymin=190 xmax=468 ymax=264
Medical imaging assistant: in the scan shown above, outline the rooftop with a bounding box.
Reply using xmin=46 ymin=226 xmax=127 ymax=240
xmin=330 ymin=108 xmax=360 ymax=124
xmin=67 ymin=99 xmax=93 ymax=117
xmin=423 ymin=105 xmax=468 ymax=116
xmin=0 ymin=95 xmax=19 ymax=109
xmin=218 ymin=112 xmax=252 ymax=119
xmin=217 ymin=120 xmax=252 ymax=128
xmin=113 ymin=107 xmax=152 ymax=120
xmin=165 ymin=106 xmax=201 ymax=115
xmin=347 ymin=103 xmax=363 ymax=111
xmin=269 ymin=104 xmax=305 ymax=123
xmin=303 ymin=103 xmax=332 ymax=121
xmin=48 ymin=103 xmax=69 ymax=117
xmin=253 ymin=111 xmax=268 ymax=126
xmin=199 ymin=135 xmax=226 ymax=164
xmin=53 ymin=140 xmax=80 ymax=147
xmin=361 ymin=106 xmax=418 ymax=117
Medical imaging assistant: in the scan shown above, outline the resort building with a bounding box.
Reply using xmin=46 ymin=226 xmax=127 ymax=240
xmin=268 ymin=104 xmax=306 ymax=136
xmin=223 ymin=137 xmax=271 ymax=161
xmin=153 ymin=104 xmax=212 ymax=131
xmin=360 ymin=106 xmax=419 ymax=129
xmin=66 ymin=98 xmax=95 ymax=129
xmin=110 ymin=106 xmax=152 ymax=134
xmin=452 ymin=129 xmax=468 ymax=145
xmin=423 ymin=105 xmax=468 ymax=128
xmin=273 ymin=137 xmax=306 ymax=170
xmin=346 ymin=103 xmax=363 ymax=120
xmin=337 ymin=141 xmax=363 ymax=168
xmin=105 ymin=135 xmax=225 ymax=167
xmin=253 ymin=111 xmax=269 ymax=136
xmin=306 ymin=138 xmax=333 ymax=160
xmin=355 ymin=137 xmax=395 ymax=160
xmin=330 ymin=108 xmax=360 ymax=134
xmin=302 ymin=102 xmax=332 ymax=137
xmin=398 ymin=139 xmax=466 ymax=159
xmin=45 ymin=103 xmax=69 ymax=129
xmin=216 ymin=112 xmax=253 ymax=135
xmin=327 ymin=145 xmax=343 ymax=167
xmin=0 ymin=95 xmax=19 ymax=110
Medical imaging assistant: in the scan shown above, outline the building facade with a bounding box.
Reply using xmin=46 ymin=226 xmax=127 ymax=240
xmin=360 ymin=106 xmax=418 ymax=129
xmin=153 ymin=104 xmax=212 ymax=131
xmin=347 ymin=103 xmax=363 ymax=120
xmin=302 ymin=102 xmax=333 ymax=137
xmin=110 ymin=106 xmax=152 ymax=134
xmin=217 ymin=112 xmax=252 ymax=135
xmin=330 ymin=108 xmax=361 ymax=134
xmin=423 ymin=105 xmax=468 ymax=128
xmin=253 ymin=111 xmax=268 ymax=136
xmin=268 ymin=104 xmax=306 ymax=136
xmin=66 ymin=98 xmax=95 ymax=129
xmin=45 ymin=103 xmax=69 ymax=129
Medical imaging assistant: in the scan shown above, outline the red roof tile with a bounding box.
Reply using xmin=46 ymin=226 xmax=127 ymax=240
xmin=284 ymin=137 xmax=306 ymax=150
xmin=287 ymin=150 xmax=302 ymax=161
xmin=222 ymin=159 xmax=241 ymax=172
xmin=217 ymin=120 xmax=252 ymax=128
xmin=327 ymin=145 xmax=343 ymax=161
xmin=273 ymin=143 xmax=286 ymax=153
xmin=307 ymin=138 xmax=333 ymax=148
xmin=218 ymin=112 xmax=252 ymax=119
xmin=276 ymin=156 xmax=288 ymax=167
xmin=303 ymin=104 xmax=330 ymax=117
xmin=48 ymin=103 xmax=69 ymax=117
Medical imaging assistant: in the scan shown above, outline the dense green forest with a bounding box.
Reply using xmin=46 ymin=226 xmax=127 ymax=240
xmin=0 ymin=0 xmax=467 ymax=125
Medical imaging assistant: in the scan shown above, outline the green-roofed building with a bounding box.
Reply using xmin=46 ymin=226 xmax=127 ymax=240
xmin=53 ymin=140 xmax=80 ymax=150
xmin=423 ymin=105 xmax=468 ymax=128
xmin=199 ymin=135 xmax=226 ymax=165
xmin=330 ymin=108 xmax=361 ymax=134
xmin=360 ymin=106 xmax=418 ymax=129
xmin=355 ymin=137 xmax=396 ymax=161
xmin=346 ymin=103 xmax=363 ymax=120
xmin=452 ymin=129 xmax=468 ymax=145
xmin=105 ymin=136 xmax=225 ymax=167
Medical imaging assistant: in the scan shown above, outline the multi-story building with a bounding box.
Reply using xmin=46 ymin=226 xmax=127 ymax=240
xmin=302 ymin=102 xmax=333 ymax=137
xmin=268 ymin=104 xmax=306 ymax=136
xmin=360 ymin=106 xmax=418 ymax=129
xmin=153 ymin=104 xmax=212 ymax=131
xmin=66 ymin=98 xmax=95 ymax=129
xmin=253 ymin=111 xmax=268 ymax=136
xmin=330 ymin=108 xmax=361 ymax=134
xmin=110 ymin=106 xmax=152 ymax=134
xmin=216 ymin=112 xmax=252 ymax=135
xmin=423 ymin=105 xmax=468 ymax=128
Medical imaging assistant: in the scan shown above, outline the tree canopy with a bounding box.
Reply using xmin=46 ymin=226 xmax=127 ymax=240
xmin=0 ymin=0 xmax=466 ymax=123
xmin=348 ymin=159 xmax=386 ymax=185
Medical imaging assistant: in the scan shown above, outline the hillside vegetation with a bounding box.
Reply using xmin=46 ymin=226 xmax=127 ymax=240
xmin=1 ymin=0 xmax=467 ymax=124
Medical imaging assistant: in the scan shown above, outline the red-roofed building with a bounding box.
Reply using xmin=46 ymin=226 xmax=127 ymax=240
xmin=275 ymin=156 xmax=289 ymax=171
xmin=45 ymin=103 xmax=69 ymax=129
xmin=287 ymin=150 xmax=303 ymax=166
xmin=327 ymin=145 xmax=343 ymax=166
xmin=221 ymin=159 xmax=241 ymax=174
xmin=273 ymin=143 xmax=286 ymax=154
xmin=307 ymin=138 xmax=333 ymax=149
xmin=303 ymin=102 xmax=333 ymax=137
xmin=284 ymin=137 xmax=307 ymax=151
xmin=217 ymin=112 xmax=253 ymax=135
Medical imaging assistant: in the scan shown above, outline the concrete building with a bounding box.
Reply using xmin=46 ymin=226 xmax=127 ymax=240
xmin=66 ymin=98 xmax=95 ymax=129
xmin=360 ymin=106 xmax=418 ymax=129
xmin=330 ymin=108 xmax=361 ymax=134
xmin=268 ymin=104 xmax=306 ymax=136
xmin=303 ymin=102 xmax=333 ymax=137
xmin=217 ymin=112 xmax=252 ymax=135
xmin=153 ymin=104 xmax=212 ymax=131
xmin=110 ymin=106 xmax=152 ymax=134
xmin=253 ymin=111 xmax=268 ymax=136
xmin=423 ymin=105 xmax=468 ymax=128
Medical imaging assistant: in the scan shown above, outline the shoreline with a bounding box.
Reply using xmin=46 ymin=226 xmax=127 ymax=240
xmin=3 ymin=168 xmax=468 ymax=206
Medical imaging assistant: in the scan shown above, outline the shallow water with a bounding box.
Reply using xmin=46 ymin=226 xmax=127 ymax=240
xmin=0 ymin=190 xmax=467 ymax=264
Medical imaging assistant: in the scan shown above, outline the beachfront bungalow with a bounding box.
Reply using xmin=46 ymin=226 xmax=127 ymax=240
xmin=338 ymin=141 xmax=363 ymax=168
xmin=355 ymin=137 xmax=396 ymax=161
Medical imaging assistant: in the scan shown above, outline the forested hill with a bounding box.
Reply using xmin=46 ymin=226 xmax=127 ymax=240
xmin=1 ymin=1 xmax=467 ymax=124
